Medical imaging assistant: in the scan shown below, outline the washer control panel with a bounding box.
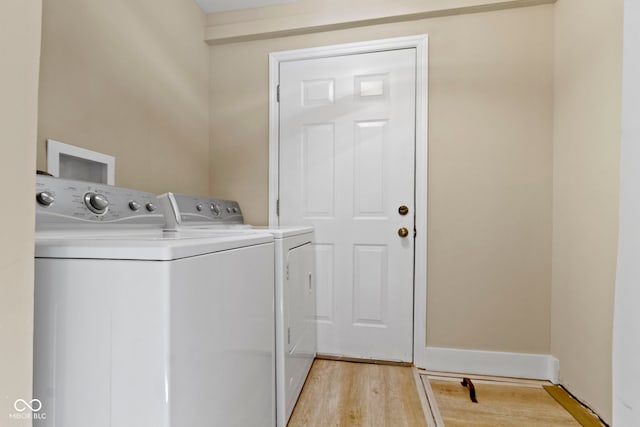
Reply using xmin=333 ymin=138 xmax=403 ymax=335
xmin=35 ymin=175 xmax=164 ymax=228
xmin=157 ymin=192 xmax=243 ymax=229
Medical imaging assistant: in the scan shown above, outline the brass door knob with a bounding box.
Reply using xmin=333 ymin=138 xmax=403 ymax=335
xmin=398 ymin=227 xmax=409 ymax=238
xmin=398 ymin=205 xmax=409 ymax=216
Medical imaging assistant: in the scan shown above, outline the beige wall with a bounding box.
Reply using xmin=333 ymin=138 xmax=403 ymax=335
xmin=551 ymin=0 xmax=623 ymax=423
xmin=210 ymin=5 xmax=554 ymax=353
xmin=37 ymin=0 xmax=210 ymax=195
xmin=0 ymin=0 xmax=41 ymax=425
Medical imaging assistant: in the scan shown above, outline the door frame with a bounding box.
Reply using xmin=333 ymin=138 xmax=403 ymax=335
xmin=268 ymin=35 xmax=428 ymax=368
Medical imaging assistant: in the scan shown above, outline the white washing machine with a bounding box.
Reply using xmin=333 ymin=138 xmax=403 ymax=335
xmin=34 ymin=176 xmax=276 ymax=427
xmin=158 ymin=192 xmax=317 ymax=427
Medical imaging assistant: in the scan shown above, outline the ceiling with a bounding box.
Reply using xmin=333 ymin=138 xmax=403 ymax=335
xmin=195 ymin=0 xmax=301 ymax=14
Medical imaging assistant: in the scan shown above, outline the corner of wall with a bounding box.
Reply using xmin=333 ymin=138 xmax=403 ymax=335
xmin=550 ymin=0 xmax=623 ymax=423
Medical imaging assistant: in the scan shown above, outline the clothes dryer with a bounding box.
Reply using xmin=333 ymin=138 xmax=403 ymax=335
xmin=158 ymin=192 xmax=316 ymax=427
xmin=34 ymin=176 xmax=275 ymax=427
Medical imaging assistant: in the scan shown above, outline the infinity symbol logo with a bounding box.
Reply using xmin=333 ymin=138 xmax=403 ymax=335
xmin=14 ymin=399 xmax=42 ymax=412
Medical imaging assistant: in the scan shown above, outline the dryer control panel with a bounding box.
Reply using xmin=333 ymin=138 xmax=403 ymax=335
xmin=35 ymin=175 xmax=164 ymax=229
xmin=157 ymin=192 xmax=244 ymax=230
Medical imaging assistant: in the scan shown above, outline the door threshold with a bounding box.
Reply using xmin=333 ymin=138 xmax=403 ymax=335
xmin=316 ymin=353 xmax=413 ymax=367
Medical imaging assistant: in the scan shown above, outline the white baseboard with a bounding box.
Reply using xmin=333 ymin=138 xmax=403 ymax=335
xmin=423 ymin=347 xmax=559 ymax=383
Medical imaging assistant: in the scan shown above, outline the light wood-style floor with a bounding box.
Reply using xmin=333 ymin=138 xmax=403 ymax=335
xmin=288 ymin=359 xmax=428 ymax=427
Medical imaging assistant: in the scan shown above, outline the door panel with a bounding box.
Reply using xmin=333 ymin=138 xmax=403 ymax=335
xmin=302 ymin=123 xmax=335 ymax=216
xmin=353 ymin=245 xmax=388 ymax=325
xmin=279 ymin=48 xmax=416 ymax=361
xmin=354 ymin=120 xmax=387 ymax=216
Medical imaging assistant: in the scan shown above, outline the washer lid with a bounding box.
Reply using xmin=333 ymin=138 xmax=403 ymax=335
xmin=174 ymin=224 xmax=314 ymax=239
xmin=35 ymin=231 xmax=274 ymax=261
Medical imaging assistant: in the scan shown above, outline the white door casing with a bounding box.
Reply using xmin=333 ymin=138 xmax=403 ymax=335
xmin=269 ymin=36 xmax=428 ymax=366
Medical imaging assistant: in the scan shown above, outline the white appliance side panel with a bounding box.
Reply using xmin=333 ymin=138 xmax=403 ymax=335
xmin=34 ymin=259 xmax=171 ymax=427
xmin=169 ymin=243 xmax=276 ymax=427
xmin=276 ymin=234 xmax=316 ymax=427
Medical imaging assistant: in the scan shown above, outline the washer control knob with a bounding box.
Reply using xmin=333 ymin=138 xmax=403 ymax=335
xmin=232 ymin=207 xmax=238 ymax=213
xmin=210 ymin=203 xmax=220 ymax=216
xmin=84 ymin=192 xmax=109 ymax=214
xmin=196 ymin=204 xmax=204 ymax=212
xmin=226 ymin=207 xmax=232 ymax=213
xmin=129 ymin=201 xmax=141 ymax=211
xmin=146 ymin=202 xmax=157 ymax=212
xmin=36 ymin=191 xmax=55 ymax=207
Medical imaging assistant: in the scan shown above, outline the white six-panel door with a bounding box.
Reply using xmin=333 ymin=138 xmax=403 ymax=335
xmin=278 ymin=48 xmax=417 ymax=362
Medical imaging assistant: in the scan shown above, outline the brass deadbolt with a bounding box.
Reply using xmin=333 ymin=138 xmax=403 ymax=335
xmin=398 ymin=205 xmax=409 ymax=216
